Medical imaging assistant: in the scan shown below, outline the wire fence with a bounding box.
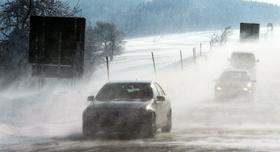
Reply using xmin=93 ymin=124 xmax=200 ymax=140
xmin=103 ymin=41 xmax=215 ymax=81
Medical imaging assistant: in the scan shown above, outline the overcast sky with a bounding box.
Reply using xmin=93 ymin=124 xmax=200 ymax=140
xmin=253 ymin=0 xmax=280 ymax=5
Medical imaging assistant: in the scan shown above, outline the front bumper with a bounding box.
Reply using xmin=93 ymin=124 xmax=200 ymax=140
xmin=215 ymin=88 xmax=253 ymax=99
xmin=83 ymin=110 xmax=153 ymax=133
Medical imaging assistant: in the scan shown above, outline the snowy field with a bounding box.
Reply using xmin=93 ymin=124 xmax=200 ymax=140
xmin=2 ymin=27 xmax=280 ymax=151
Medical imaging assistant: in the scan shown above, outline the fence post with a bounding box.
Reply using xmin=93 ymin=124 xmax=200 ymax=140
xmin=193 ymin=47 xmax=197 ymax=60
xmin=151 ymin=52 xmax=157 ymax=75
xmin=180 ymin=50 xmax=183 ymax=70
xmin=105 ymin=56 xmax=110 ymax=81
xmin=200 ymin=43 xmax=202 ymax=56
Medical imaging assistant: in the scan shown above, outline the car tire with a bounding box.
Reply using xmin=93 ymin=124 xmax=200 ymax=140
xmin=82 ymin=123 xmax=96 ymax=138
xmin=162 ymin=110 xmax=172 ymax=133
xmin=144 ymin=114 xmax=156 ymax=138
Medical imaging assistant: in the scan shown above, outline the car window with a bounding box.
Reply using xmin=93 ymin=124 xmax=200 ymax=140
xmin=95 ymin=83 xmax=153 ymax=101
xmin=232 ymin=53 xmax=255 ymax=61
xmin=155 ymin=83 xmax=165 ymax=96
xmin=152 ymin=84 xmax=160 ymax=97
xmin=219 ymin=71 xmax=250 ymax=81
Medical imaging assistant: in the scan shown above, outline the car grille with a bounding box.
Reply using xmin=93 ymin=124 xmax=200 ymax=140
xmin=94 ymin=110 xmax=144 ymax=128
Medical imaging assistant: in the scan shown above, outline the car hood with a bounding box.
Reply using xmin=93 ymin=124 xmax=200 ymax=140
xmin=87 ymin=100 xmax=153 ymax=111
xmin=216 ymin=81 xmax=249 ymax=88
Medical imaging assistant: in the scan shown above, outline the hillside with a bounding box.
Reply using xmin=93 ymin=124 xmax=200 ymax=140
xmin=80 ymin=0 xmax=280 ymax=37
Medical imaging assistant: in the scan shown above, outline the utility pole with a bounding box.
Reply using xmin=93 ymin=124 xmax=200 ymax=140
xmin=151 ymin=52 xmax=157 ymax=75
xmin=106 ymin=56 xmax=110 ymax=81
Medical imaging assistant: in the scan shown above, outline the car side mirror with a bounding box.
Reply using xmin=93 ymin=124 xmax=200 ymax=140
xmin=156 ymin=96 xmax=165 ymax=102
xmin=87 ymin=96 xmax=95 ymax=102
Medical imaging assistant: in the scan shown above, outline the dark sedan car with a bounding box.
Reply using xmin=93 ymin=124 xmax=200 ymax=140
xmin=215 ymin=70 xmax=256 ymax=101
xmin=229 ymin=52 xmax=259 ymax=69
xmin=82 ymin=81 xmax=172 ymax=137
xmin=228 ymin=52 xmax=259 ymax=83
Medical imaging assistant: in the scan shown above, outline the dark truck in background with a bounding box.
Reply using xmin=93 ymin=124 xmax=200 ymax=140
xmin=240 ymin=23 xmax=260 ymax=41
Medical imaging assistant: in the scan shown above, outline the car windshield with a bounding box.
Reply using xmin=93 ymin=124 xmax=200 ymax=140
xmin=219 ymin=71 xmax=250 ymax=81
xmin=232 ymin=53 xmax=255 ymax=61
xmin=95 ymin=83 xmax=153 ymax=101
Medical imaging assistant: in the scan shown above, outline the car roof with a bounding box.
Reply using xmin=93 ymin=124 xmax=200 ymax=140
xmin=223 ymin=69 xmax=249 ymax=73
xmin=231 ymin=52 xmax=254 ymax=55
xmin=106 ymin=80 xmax=154 ymax=84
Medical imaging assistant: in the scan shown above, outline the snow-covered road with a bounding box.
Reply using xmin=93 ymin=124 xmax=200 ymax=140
xmin=2 ymin=28 xmax=280 ymax=151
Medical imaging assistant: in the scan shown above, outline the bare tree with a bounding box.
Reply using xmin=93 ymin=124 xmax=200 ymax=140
xmin=91 ymin=22 xmax=124 ymax=60
xmin=0 ymin=0 xmax=80 ymax=42
xmin=84 ymin=22 xmax=124 ymax=76
xmin=0 ymin=0 xmax=80 ymax=84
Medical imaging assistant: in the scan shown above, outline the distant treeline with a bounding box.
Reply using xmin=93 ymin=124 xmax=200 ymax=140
xmin=82 ymin=0 xmax=280 ymax=37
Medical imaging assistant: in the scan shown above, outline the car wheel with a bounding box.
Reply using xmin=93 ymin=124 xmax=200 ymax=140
xmin=82 ymin=123 xmax=96 ymax=138
xmin=144 ymin=114 xmax=156 ymax=138
xmin=162 ymin=110 xmax=172 ymax=133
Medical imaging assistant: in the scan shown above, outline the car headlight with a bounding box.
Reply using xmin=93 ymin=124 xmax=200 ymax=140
xmin=216 ymin=86 xmax=222 ymax=91
xmin=243 ymin=87 xmax=248 ymax=91
xmin=146 ymin=104 xmax=153 ymax=111
xmin=247 ymin=83 xmax=252 ymax=88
